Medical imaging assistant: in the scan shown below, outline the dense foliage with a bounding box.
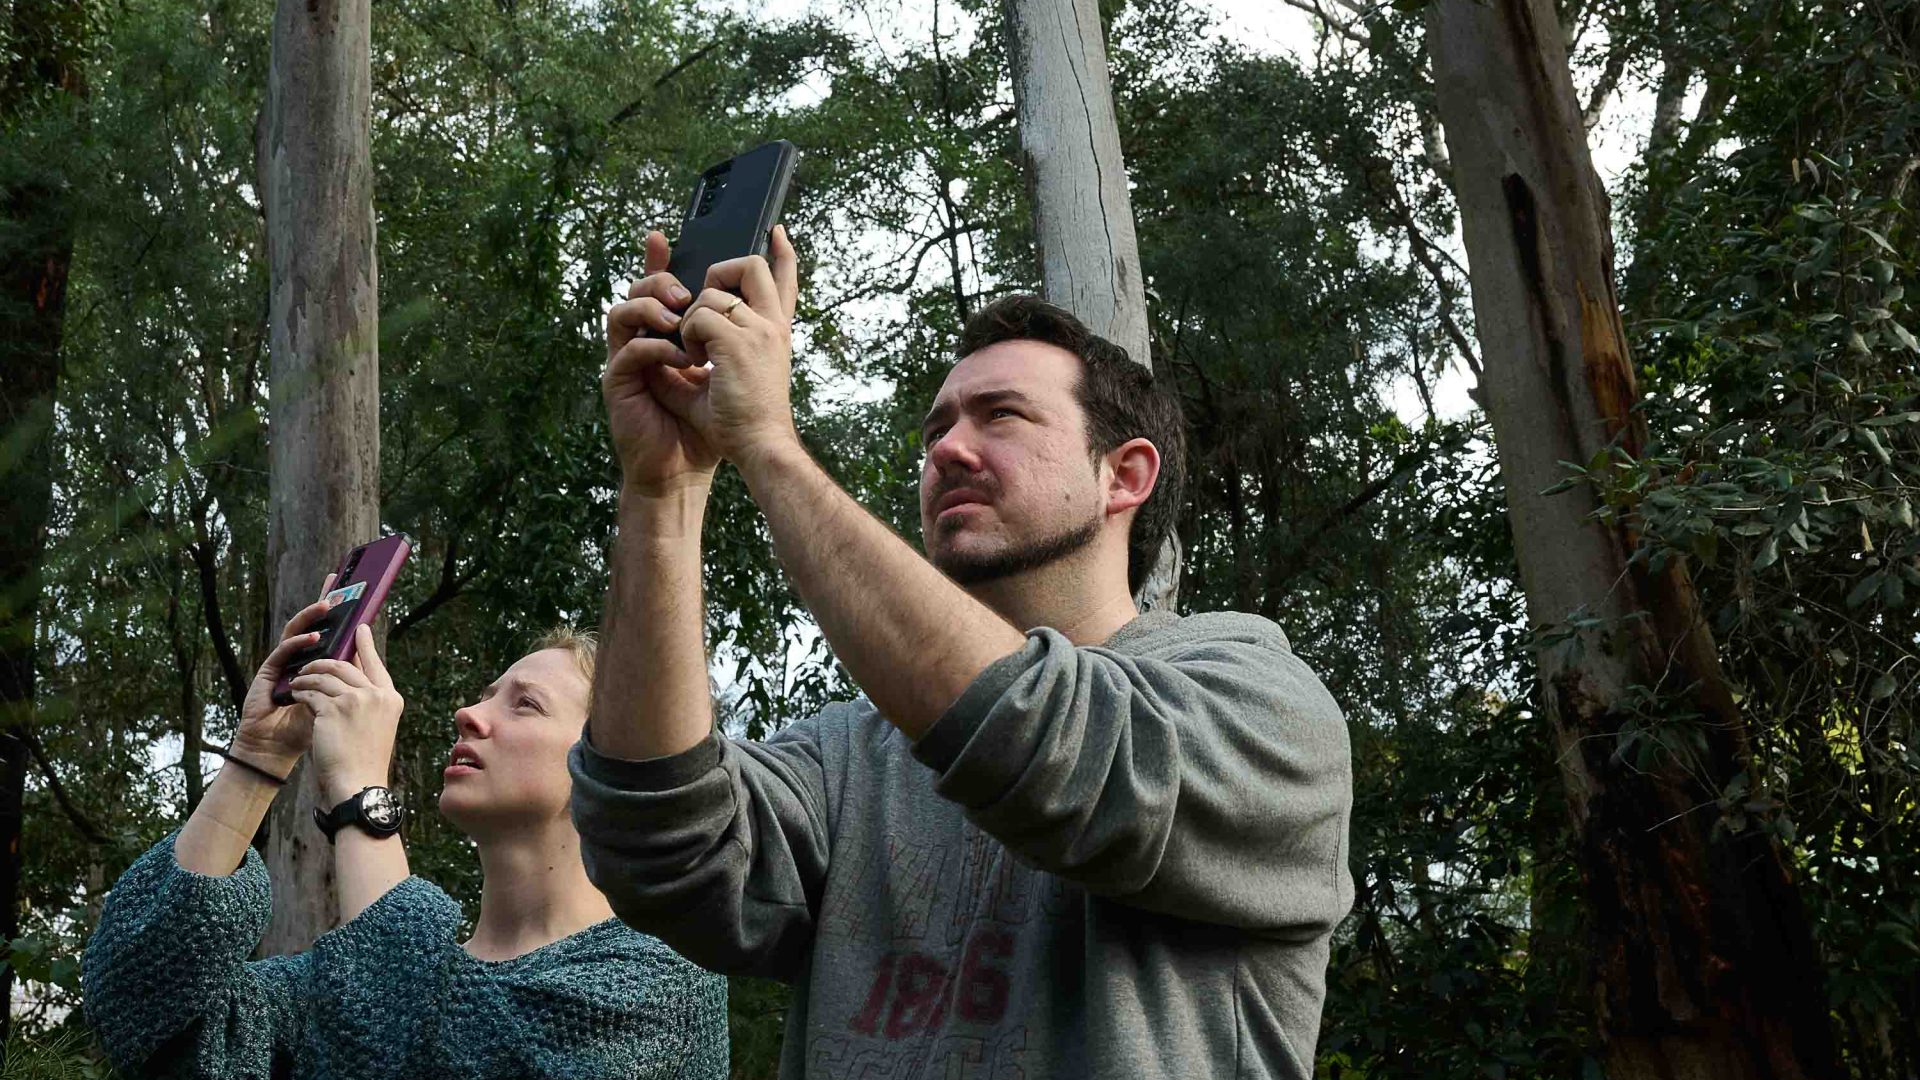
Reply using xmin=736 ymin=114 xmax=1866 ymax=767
xmin=2 ymin=0 xmax=1912 ymax=1076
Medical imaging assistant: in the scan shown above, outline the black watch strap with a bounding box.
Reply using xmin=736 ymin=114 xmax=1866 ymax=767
xmin=313 ymin=786 xmax=404 ymax=844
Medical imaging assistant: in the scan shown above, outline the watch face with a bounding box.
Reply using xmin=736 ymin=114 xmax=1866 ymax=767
xmin=362 ymin=788 xmax=401 ymax=829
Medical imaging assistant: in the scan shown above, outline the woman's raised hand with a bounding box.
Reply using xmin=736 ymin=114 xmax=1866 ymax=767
xmin=298 ymin=625 xmax=405 ymax=805
xmin=231 ymin=575 xmax=338 ymax=777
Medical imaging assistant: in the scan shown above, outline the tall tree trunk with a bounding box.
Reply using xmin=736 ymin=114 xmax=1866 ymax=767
xmin=259 ymin=0 xmax=380 ymax=955
xmin=1002 ymin=0 xmax=1179 ymax=609
xmin=0 ymin=0 xmax=86 ymax=1042
xmin=1424 ymin=1 xmax=1839 ymax=1077
xmin=167 ymin=555 xmax=206 ymax=813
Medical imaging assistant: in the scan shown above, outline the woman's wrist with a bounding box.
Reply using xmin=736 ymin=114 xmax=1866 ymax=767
xmin=321 ymin=771 xmax=390 ymax=806
xmin=225 ymin=736 xmax=302 ymax=779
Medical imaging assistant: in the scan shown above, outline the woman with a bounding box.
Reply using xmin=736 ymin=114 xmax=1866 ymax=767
xmin=82 ymin=578 xmax=727 ymax=1078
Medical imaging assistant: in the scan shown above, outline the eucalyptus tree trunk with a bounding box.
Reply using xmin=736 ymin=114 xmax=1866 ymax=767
xmin=1425 ymin=0 xmax=1837 ymax=1076
xmin=260 ymin=0 xmax=381 ymax=955
xmin=0 ymin=0 xmax=87 ymax=1040
xmin=1002 ymin=0 xmax=1179 ymax=609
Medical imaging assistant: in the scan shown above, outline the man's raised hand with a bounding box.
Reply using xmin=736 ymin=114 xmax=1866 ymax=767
xmin=604 ymin=230 xmax=721 ymax=496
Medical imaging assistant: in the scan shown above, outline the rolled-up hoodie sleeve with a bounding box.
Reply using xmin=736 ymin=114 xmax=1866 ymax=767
xmin=569 ymin=717 xmax=834 ymax=982
xmin=910 ymin=614 xmax=1352 ymax=936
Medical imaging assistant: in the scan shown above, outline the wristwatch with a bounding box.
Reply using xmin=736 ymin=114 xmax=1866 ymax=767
xmin=314 ymin=786 xmax=404 ymax=844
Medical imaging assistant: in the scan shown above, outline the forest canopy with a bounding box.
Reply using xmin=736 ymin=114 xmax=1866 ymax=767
xmin=1 ymin=0 xmax=1914 ymax=1076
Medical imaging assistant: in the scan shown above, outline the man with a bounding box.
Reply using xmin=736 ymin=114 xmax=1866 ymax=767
xmin=570 ymin=226 xmax=1353 ymax=1079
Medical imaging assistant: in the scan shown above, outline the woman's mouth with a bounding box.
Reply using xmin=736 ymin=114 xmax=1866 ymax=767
xmin=445 ymin=744 xmax=485 ymax=778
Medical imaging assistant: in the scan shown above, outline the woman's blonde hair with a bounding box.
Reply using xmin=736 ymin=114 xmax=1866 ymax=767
xmin=531 ymin=626 xmax=597 ymax=696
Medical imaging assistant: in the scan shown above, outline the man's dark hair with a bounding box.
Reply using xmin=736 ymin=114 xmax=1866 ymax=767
xmin=955 ymin=295 xmax=1187 ymax=595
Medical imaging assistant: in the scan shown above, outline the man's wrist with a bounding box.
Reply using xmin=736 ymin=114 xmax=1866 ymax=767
xmin=731 ymin=428 xmax=813 ymax=492
xmin=618 ymin=471 xmax=713 ymax=503
xmin=619 ymin=476 xmax=713 ymax=539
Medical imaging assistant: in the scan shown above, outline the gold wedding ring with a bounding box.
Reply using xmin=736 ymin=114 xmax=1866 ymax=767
xmin=723 ymin=296 xmax=745 ymax=318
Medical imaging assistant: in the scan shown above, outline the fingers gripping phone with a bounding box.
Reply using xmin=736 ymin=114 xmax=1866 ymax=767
xmin=653 ymin=139 xmax=799 ymax=348
xmin=271 ymin=536 xmax=412 ymax=706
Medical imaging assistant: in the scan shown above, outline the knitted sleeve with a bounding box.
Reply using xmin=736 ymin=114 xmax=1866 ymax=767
xmin=302 ymin=876 xmax=464 ymax=1078
xmin=81 ymin=834 xmax=311 ymax=1078
xmin=487 ymin=926 xmax=730 ymax=1080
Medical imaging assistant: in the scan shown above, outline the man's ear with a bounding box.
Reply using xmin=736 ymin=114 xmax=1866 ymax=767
xmin=1103 ymin=437 xmax=1160 ymax=518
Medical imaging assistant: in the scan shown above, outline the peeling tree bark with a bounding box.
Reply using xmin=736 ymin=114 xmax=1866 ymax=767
xmin=1425 ymin=0 xmax=1839 ymax=1077
xmin=260 ymin=0 xmax=381 ymax=955
xmin=1002 ymin=0 xmax=1179 ymax=609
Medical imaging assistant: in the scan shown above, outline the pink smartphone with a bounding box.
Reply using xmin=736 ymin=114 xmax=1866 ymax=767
xmin=271 ymin=535 xmax=412 ymax=706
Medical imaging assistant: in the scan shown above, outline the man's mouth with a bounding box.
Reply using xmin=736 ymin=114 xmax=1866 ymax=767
xmin=934 ymin=488 xmax=990 ymax=515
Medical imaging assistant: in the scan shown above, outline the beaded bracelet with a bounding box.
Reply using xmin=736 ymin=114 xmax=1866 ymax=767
xmin=217 ymin=747 xmax=291 ymax=786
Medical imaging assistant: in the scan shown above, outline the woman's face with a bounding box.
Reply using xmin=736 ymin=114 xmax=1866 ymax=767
xmin=436 ymin=648 xmax=591 ymax=834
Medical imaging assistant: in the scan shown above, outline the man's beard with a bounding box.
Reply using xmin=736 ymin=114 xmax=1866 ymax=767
xmin=931 ymin=510 xmax=1102 ymax=586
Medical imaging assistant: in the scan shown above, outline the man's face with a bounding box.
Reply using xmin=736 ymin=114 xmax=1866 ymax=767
xmin=919 ymin=340 xmax=1107 ymax=584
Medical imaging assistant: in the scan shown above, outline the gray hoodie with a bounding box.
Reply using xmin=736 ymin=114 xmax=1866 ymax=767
xmin=569 ymin=609 xmax=1353 ymax=1079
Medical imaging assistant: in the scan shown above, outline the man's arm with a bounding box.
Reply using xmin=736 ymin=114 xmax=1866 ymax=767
xmin=575 ymin=231 xmax=831 ymax=980
xmin=667 ymin=231 xmax=1024 ymax=739
xmin=592 ymin=228 xmax=725 ymax=759
xmin=590 ymin=479 xmax=715 ymax=760
xmin=733 ymin=439 xmax=1024 ymax=738
xmin=914 ymin=615 xmax=1355 ymax=932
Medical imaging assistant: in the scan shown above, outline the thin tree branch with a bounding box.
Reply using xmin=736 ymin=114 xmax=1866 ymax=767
xmin=1890 ymin=155 xmax=1920 ymax=205
xmin=1582 ymin=42 xmax=1629 ymax=130
xmin=21 ymin=730 xmax=108 ymax=844
xmin=813 ymin=221 xmax=984 ymax=317
xmin=1278 ymin=0 xmax=1367 ymax=45
xmin=190 ymin=497 xmax=248 ymax=710
xmin=609 ymin=38 xmax=726 ymax=126
xmin=1387 ymin=196 xmax=1483 ymax=383
xmin=390 ymin=534 xmax=480 ymax=640
xmin=1268 ymin=439 xmax=1452 ymax=593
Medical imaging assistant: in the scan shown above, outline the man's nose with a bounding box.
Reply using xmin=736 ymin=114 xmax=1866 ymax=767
xmin=926 ymin=420 xmax=984 ymax=474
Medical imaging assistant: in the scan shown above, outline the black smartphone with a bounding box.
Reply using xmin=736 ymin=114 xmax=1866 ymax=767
xmin=653 ymin=140 xmax=799 ymax=347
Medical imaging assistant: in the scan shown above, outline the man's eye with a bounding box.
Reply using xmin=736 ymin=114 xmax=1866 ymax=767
xmin=989 ymin=408 xmax=1019 ymax=420
xmin=924 ymin=427 xmax=948 ymax=444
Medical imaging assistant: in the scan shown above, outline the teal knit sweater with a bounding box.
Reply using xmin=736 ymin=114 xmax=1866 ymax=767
xmin=81 ymin=835 xmax=728 ymax=1079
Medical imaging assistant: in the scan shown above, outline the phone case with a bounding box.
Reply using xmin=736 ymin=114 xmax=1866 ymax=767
xmin=271 ymin=535 xmax=412 ymax=706
xmin=654 ymin=140 xmax=799 ymax=347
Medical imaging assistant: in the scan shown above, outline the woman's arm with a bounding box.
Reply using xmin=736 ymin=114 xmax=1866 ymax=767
xmin=172 ymin=765 xmax=287 ymax=876
xmin=176 ymin=585 xmax=338 ymax=875
xmin=82 ymin=836 xmax=312 ymax=1077
xmin=295 ymin=623 xmax=411 ymax=922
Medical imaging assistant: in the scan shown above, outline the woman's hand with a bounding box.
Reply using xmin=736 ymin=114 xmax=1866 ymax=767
xmin=297 ymin=625 xmax=405 ymax=805
xmin=230 ymin=575 xmax=339 ymax=778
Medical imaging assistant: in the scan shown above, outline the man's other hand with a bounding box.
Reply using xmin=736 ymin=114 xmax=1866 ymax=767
xmin=604 ymin=230 xmax=721 ymax=496
xmin=673 ymin=225 xmax=803 ymax=468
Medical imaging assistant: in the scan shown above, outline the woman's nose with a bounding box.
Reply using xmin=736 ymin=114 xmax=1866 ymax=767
xmin=454 ymin=705 xmax=489 ymax=739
